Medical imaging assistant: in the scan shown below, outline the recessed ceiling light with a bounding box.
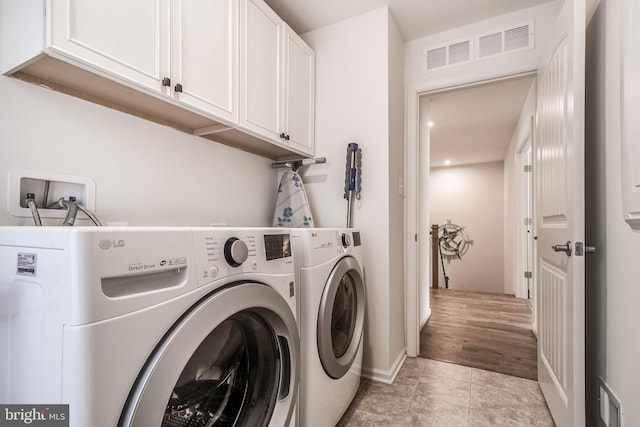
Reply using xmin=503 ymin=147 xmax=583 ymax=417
xmin=428 ymin=121 xmax=434 ymax=127
xmin=444 ymin=160 xmax=452 ymax=166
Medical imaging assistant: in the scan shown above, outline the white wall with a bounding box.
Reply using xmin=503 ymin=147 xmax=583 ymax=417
xmin=503 ymin=80 xmax=537 ymax=297
xmin=387 ymin=11 xmax=406 ymax=371
xmin=302 ymin=7 xmax=406 ymax=382
xmin=0 ymin=76 xmax=276 ymax=227
xmin=405 ymin=1 xmax=563 ymax=91
xmin=430 ymin=161 xmax=504 ymax=293
xmin=602 ymin=0 xmax=640 ymax=424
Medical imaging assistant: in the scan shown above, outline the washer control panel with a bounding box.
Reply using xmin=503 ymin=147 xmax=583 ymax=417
xmin=193 ymin=229 xmax=292 ymax=287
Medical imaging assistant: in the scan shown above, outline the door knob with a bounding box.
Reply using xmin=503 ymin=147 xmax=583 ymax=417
xmin=552 ymin=241 xmax=572 ymax=256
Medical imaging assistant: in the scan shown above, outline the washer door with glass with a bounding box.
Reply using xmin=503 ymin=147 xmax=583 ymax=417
xmin=119 ymin=282 xmax=299 ymax=427
xmin=317 ymin=256 xmax=365 ymax=379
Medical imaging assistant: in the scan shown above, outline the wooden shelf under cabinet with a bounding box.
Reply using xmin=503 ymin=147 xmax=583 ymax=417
xmin=11 ymin=56 xmax=304 ymax=160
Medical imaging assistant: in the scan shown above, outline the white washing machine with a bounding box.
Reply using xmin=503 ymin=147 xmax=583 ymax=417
xmin=0 ymin=226 xmax=299 ymax=427
xmin=290 ymin=228 xmax=365 ymax=427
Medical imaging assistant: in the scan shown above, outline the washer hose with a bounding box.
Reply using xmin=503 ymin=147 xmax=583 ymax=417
xmin=25 ymin=193 xmax=42 ymax=226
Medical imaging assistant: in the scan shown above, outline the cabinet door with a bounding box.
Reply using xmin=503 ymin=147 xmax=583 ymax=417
xmin=284 ymin=27 xmax=315 ymax=155
xmin=171 ymin=0 xmax=238 ymax=124
xmin=241 ymin=0 xmax=283 ymax=142
xmin=49 ymin=0 xmax=169 ymax=93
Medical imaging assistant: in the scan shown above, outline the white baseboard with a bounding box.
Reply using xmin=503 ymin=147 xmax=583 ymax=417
xmin=361 ymin=350 xmax=407 ymax=384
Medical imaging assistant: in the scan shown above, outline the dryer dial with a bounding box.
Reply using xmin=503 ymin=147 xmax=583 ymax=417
xmin=224 ymin=237 xmax=249 ymax=267
xmin=341 ymin=233 xmax=351 ymax=248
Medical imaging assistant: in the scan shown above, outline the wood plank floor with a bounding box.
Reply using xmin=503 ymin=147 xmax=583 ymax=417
xmin=419 ymin=288 xmax=538 ymax=380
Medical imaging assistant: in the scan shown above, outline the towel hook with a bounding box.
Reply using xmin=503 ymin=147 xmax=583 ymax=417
xmin=271 ymin=157 xmax=327 ymax=172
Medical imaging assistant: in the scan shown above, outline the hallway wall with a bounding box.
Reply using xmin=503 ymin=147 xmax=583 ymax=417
xmin=430 ymin=161 xmax=504 ymax=293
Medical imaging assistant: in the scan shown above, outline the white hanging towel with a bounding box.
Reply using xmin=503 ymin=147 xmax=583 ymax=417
xmin=273 ymin=170 xmax=314 ymax=227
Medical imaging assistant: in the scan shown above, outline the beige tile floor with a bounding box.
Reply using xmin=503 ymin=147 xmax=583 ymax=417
xmin=337 ymin=358 xmax=555 ymax=427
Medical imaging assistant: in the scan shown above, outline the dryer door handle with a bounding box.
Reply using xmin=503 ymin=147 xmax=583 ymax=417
xmin=277 ymin=336 xmax=291 ymax=400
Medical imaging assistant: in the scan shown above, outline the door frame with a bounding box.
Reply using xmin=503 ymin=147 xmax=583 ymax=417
xmin=517 ymin=130 xmax=537 ymax=332
xmin=517 ymin=125 xmax=534 ymax=298
xmin=404 ymin=70 xmax=537 ymax=357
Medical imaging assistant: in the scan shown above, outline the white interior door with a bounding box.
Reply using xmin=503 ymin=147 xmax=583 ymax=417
xmin=535 ymin=0 xmax=585 ymax=425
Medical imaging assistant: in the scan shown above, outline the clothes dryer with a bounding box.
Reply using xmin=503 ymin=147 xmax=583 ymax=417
xmin=0 ymin=227 xmax=299 ymax=427
xmin=290 ymin=228 xmax=365 ymax=427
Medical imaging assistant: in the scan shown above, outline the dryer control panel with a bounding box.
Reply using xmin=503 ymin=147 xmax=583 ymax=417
xmin=335 ymin=230 xmax=358 ymax=254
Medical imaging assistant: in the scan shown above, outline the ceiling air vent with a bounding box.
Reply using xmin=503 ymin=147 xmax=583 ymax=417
xmin=423 ymin=38 xmax=472 ymax=72
xmin=476 ymin=20 xmax=534 ymax=60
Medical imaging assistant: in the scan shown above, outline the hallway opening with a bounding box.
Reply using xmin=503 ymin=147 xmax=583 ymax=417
xmin=412 ymin=74 xmax=538 ymax=378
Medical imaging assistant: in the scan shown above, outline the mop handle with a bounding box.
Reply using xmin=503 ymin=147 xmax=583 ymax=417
xmin=344 ymin=143 xmax=359 ymax=197
xmin=355 ymin=148 xmax=362 ymax=199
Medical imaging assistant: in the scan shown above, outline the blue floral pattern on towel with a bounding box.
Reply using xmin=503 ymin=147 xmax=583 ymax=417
xmin=276 ymin=207 xmax=294 ymax=226
xmin=272 ymin=171 xmax=314 ymax=228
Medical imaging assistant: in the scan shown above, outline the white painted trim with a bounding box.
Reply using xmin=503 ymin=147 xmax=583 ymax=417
xmin=404 ymin=88 xmax=420 ymax=358
xmin=420 ymin=306 xmax=432 ymax=330
xmin=361 ymin=350 xmax=407 ymax=384
xmin=516 ymin=128 xmax=533 ymax=300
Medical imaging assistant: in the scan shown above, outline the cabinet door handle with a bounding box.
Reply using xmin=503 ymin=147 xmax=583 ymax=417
xmin=285 ymin=134 xmax=290 ymax=141
xmin=280 ymin=133 xmax=286 ymax=139
xmin=162 ymin=77 xmax=171 ymax=87
xmin=174 ymin=83 xmax=183 ymax=93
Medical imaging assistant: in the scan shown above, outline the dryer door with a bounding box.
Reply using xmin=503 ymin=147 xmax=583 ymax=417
xmin=317 ymin=256 xmax=365 ymax=379
xmin=119 ymin=282 xmax=299 ymax=427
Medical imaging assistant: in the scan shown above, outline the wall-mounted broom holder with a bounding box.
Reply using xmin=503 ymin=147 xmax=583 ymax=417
xmin=7 ymin=168 xmax=96 ymax=219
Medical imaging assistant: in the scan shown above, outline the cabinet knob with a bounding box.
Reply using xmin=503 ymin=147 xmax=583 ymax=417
xmin=162 ymin=77 xmax=171 ymax=87
xmin=285 ymin=134 xmax=290 ymax=141
xmin=280 ymin=132 xmax=286 ymax=139
xmin=174 ymin=83 xmax=183 ymax=93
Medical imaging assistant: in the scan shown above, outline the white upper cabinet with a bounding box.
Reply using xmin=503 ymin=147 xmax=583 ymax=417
xmin=48 ymin=0 xmax=168 ymax=94
xmin=1 ymin=0 xmax=312 ymax=158
xmin=239 ymin=0 xmax=315 ymax=156
xmin=241 ymin=0 xmax=283 ymax=142
xmin=170 ymin=0 xmax=238 ymax=124
xmin=283 ymin=26 xmax=315 ymax=155
xmin=2 ymin=0 xmax=238 ymax=127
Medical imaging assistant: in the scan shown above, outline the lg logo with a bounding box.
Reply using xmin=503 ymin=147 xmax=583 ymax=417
xmin=99 ymin=239 xmax=125 ymax=250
